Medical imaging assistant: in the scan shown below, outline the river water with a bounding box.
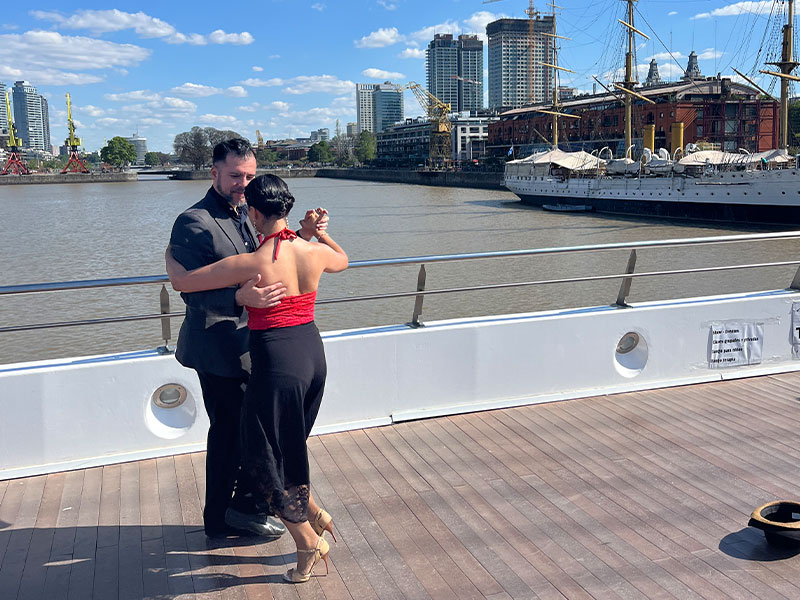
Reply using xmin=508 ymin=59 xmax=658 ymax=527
xmin=0 ymin=176 xmax=796 ymax=365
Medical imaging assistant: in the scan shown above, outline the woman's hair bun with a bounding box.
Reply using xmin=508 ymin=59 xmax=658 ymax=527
xmin=245 ymin=174 xmax=295 ymax=219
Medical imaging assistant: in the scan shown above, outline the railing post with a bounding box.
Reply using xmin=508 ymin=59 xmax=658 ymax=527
xmin=408 ymin=265 xmax=426 ymax=328
xmin=790 ymin=265 xmax=800 ymax=290
xmin=614 ymin=250 xmax=637 ymax=307
xmin=158 ymin=284 xmax=174 ymax=353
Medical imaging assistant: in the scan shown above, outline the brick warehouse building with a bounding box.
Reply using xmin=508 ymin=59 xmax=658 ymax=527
xmin=488 ymin=77 xmax=778 ymax=158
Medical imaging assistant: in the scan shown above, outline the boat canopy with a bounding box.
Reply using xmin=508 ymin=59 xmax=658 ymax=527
xmin=678 ymin=149 xmax=790 ymax=167
xmin=511 ymin=149 xmax=606 ymax=172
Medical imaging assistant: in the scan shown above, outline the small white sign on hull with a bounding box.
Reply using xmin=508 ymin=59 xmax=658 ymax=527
xmin=708 ymin=322 xmax=763 ymax=368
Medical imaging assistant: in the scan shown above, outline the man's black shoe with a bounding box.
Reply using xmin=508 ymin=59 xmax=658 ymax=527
xmin=224 ymin=507 xmax=286 ymax=540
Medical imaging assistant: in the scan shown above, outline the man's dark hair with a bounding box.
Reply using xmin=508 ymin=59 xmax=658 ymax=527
xmin=212 ymin=137 xmax=254 ymax=165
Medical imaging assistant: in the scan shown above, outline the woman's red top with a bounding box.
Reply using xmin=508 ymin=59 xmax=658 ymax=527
xmin=247 ymin=291 xmax=316 ymax=329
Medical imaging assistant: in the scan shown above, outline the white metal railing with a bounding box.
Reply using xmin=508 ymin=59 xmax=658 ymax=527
xmin=2 ymin=231 xmax=799 ymax=339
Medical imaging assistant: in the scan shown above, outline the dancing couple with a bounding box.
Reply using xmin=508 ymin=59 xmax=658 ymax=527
xmin=167 ymin=138 xmax=347 ymax=583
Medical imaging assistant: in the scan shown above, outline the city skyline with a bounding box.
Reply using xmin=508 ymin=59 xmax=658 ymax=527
xmin=0 ymin=1 xmax=788 ymax=152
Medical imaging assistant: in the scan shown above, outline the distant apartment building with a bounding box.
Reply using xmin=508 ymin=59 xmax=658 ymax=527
xmin=346 ymin=122 xmax=358 ymax=137
xmin=0 ymin=81 xmax=8 ymax=138
xmin=425 ymin=34 xmax=484 ymax=112
xmin=124 ymin=134 xmax=148 ymax=165
xmin=310 ymin=128 xmax=330 ymax=142
xmin=356 ymin=82 xmax=404 ymax=134
xmin=12 ymin=81 xmax=50 ymax=151
xmin=487 ymin=16 xmax=554 ymax=110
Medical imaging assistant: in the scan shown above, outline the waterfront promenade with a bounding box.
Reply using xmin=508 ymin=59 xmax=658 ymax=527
xmin=2 ymin=372 xmax=799 ymax=599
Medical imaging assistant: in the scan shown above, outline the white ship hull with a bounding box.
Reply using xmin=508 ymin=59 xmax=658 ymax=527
xmin=504 ymin=166 xmax=800 ymax=223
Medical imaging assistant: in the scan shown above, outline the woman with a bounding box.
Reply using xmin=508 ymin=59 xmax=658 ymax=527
xmin=167 ymin=174 xmax=347 ymax=583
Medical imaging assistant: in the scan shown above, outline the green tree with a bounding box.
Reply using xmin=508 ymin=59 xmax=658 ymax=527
xmin=255 ymin=147 xmax=278 ymax=166
xmin=307 ymin=141 xmax=333 ymax=164
xmin=144 ymin=152 xmax=160 ymax=166
xmin=100 ymin=136 xmax=137 ymax=168
xmin=174 ymin=126 xmax=210 ymax=169
xmin=354 ymin=131 xmax=376 ymax=164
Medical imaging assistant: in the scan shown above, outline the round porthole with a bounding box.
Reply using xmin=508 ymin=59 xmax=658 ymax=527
xmin=616 ymin=332 xmax=640 ymax=354
xmin=614 ymin=331 xmax=648 ymax=377
xmin=152 ymin=383 xmax=187 ymax=409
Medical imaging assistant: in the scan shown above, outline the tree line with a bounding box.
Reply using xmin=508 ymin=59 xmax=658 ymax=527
xmin=172 ymin=125 xmax=376 ymax=169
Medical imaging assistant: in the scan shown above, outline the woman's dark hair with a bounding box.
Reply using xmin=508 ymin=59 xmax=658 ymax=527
xmin=244 ymin=174 xmax=295 ymax=219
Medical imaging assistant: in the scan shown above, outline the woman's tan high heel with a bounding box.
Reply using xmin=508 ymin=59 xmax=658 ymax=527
xmin=310 ymin=509 xmax=336 ymax=542
xmin=284 ymin=535 xmax=330 ymax=583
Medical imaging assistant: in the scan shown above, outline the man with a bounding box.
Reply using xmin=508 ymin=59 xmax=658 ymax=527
xmin=168 ymin=138 xmax=325 ymax=539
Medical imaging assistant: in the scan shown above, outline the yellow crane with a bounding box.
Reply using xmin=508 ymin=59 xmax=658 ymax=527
xmin=62 ymin=93 xmax=89 ymax=173
xmin=404 ymin=81 xmax=452 ymax=168
xmin=1 ymin=91 xmax=29 ymax=175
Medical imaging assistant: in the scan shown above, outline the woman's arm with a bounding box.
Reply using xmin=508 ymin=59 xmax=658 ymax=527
xmin=314 ymin=231 xmax=348 ymax=273
xmin=165 ymin=246 xmax=261 ymax=292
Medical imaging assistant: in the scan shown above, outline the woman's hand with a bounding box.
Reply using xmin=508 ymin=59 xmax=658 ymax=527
xmin=298 ymin=207 xmax=329 ymax=241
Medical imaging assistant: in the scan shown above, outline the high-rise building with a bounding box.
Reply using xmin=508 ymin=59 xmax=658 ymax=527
xmin=373 ymin=82 xmax=404 ymax=132
xmin=357 ymin=83 xmax=376 ymax=133
xmin=310 ymin=128 xmax=330 ymax=142
xmin=0 ymin=81 xmax=8 ymax=135
xmin=346 ymin=122 xmax=358 ymax=137
xmin=356 ymin=82 xmax=404 ymax=134
xmin=12 ymin=81 xmax=50 ymax=151
xmin=457 ymin=35 xmax=483 ymax=112
xmin=487 ymin=17 xmax=554 ymax=110
xmin=425 ymin=34 xmax=484 ymax=112
xmin=124 ymin=134 xmax=148 ymax=165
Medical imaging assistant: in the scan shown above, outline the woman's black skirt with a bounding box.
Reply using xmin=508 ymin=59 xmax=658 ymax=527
xmin=242 ymin=321 xmax=326 ymax=523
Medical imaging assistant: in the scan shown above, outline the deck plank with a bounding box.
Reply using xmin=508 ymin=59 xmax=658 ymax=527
xmin=5 ymin=372 xmax=800 ymax=598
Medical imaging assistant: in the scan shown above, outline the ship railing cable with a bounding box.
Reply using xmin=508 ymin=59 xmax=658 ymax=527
xmin=2 ymin=230 xmax=800 ymax=334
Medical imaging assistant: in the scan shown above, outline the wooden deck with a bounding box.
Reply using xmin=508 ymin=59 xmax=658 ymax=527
xmin=3 ymin=372 xmax=800 ymax=599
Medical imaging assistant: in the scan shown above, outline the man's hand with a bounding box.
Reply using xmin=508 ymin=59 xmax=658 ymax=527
xmin=298 ymin=207 xmax=329 ymax=241
xmin=235 ymin=274 xmax=287 ymax=308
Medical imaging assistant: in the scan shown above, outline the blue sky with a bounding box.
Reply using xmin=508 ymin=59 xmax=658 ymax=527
xmin=0 ymin=1 xmax=791 ymax=153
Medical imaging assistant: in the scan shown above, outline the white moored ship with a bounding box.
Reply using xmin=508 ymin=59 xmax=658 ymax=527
xmin=503 ymin=0 xmax=800 ymax=225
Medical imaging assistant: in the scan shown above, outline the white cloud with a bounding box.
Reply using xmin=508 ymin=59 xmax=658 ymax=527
xmin=0 ymin=30 xmax=149 ymax=70
xmin=252 ymin=66 xmax=264 ymax=72
xmin=355 ymin=27 xmax=403 ymax=48
xmin=163 ymin=97 xmax=196 ymax=110
xmin=462 ymin=11 xmax=505 ymax=42
xmin=31 ymin=9 xmax=254 ymax=45
xmin=410 ymin=20 xmax=460 ymax=43
xmin=208 ymin=30 xmax=254 ymax=45
xmin=200 ymin=113 xmax=240 ymax=125
xmin=80 ymin=105 xmax=108 ymax=117
xmin=377 ymin=0 xmax=397 ymax=9
xmin=283 ymin=75 xmax=355 ymax=95
xmin=140 ymin=118 xmax=164 ymax=125
xmin=270 ymin=101 xmax=290 ymax=111
xmin=399 ymin=47 xmax=425 ymax=59
xmin=96 ymin=117 xmax=124 ymax=126
xmin=170 ymin=82 xmax=222 ymax=97
xmin=106 ymin=90 xmax=161 ymax=102
xmin=226 ymin=86 xmax=247 ymax=97
xmin=697 ymin=48 xmax=722 ymax=60
xmin=240 ymin=77 xmax=284 ymax=87
xmin=362 ymin=67 xmax=405 ymax=80
xmin=312 ymin=3 xmax=326 ymax=11
xmin=269 ymin=54 xmax=280 ymax=59
xmin=668 ymin=11 xmax=677 ymax=16
xmin=0 ymin=64 xmax=103 ymax=85
xmin=693 ymin=1 xmax=773 ymax=20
